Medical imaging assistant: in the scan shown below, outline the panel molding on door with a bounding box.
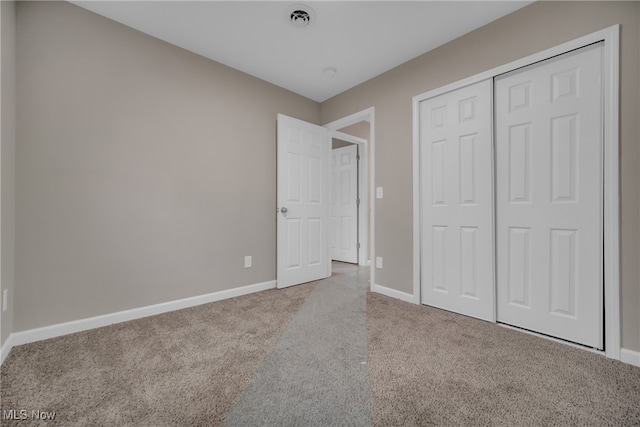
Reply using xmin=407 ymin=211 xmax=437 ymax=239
xmin=277 ymin=114 xmax=330 ymax=289
xmin=495 ymin=43 xmax=604 ymax=349
xmin=419 ymin=79 xmax=495 ymax=322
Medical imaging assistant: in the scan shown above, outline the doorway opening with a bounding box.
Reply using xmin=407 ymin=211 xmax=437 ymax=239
xmin=325 ymin=108 xmax=376 ymax=288
xmin=331 ymin=140 xmax=359 ymax=264
xmin=331 ymin=133 xmax=366 ymax=265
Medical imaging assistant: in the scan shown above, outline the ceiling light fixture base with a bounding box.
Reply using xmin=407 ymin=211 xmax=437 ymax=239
xmin=323 ymin=67 xmax=338 ymax=78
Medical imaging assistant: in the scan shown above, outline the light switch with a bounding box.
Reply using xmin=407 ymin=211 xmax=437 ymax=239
xmin=376 ymin=187 xmax=383 ymax=199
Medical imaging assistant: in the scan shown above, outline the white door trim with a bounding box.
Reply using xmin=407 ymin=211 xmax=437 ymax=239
xmin=333 ymin=130 xmax=367 ymax=145
xmin=412 ymin=25 xmax=620 ymax=359
xmin=324 ymin=107 xmax=376 ymax=289
xmin=332 ymin=131 xmax=368 ymax=266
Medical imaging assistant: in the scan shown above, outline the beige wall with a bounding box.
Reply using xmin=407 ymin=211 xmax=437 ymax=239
xmin=332 ymin=139 xmax=353 ymax=150
xmin=338 ymin=122 xmax=370 ymax=141
xmin=14 ymin=1 xmax=320 ymax=331
xmin=321 ymin=1 xmax=640 ymax=352
xmin=1 ymin=0 xmax=16 ymax=347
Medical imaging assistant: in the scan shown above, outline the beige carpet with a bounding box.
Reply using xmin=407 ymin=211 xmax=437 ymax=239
xmin=222 ymin=264 xmax=369 ymax=426
xmin=2 ymin=266 xmax=640 ymax=426
xmin=367 ymin=292 xmax=640 ymax=426
xmin=0 ymin=282 xmax=316 ymax=426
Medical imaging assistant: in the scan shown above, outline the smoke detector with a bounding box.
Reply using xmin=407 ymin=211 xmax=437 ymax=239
xmin=287 ymin=4 xmax=316 ymax=28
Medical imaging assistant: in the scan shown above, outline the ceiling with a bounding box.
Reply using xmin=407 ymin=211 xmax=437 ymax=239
xmin=71 ymin=1 xmax=533 ymax=102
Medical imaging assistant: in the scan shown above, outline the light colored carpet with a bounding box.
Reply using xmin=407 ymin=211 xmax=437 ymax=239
xmin=367 ymin=292 xmax=640 ymax=426
xmin=222 ymin=263 xmax=369 ymax=426
xmin=2 ymin=263 xmax=640 ymax=426
xmin=0 ymin=282 xmax=316 ymax=426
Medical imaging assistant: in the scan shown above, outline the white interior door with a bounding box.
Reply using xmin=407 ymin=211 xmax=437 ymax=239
xmin=277 ymin=114 xmax=331 ymax=289
xmin=420 ymin=79 xmax=495 ymax=321
xmin=331 ymin=145 xmax=358 ymax=264
xmin=495 ymin=43 xmax=603 ymax=348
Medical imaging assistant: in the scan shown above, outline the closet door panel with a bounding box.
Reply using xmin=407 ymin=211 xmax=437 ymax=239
xmin=495 ymin=43 xmax=604 ymax=349
xmin=420 ymin=79 xmax=495 ymax=322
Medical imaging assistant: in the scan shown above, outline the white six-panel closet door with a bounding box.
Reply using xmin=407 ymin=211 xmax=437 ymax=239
xmin=420 ymin=79 xmax=495 ymax=321
xmin=495 ymin=43 xmax=604 ymax=349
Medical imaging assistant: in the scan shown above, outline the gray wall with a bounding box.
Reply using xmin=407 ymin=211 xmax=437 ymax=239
xmin=321 ymin=1 xmax=640 ymax=352
xmin=1 ymin=0 xmax=16 ymax=347
xmin=14 ymin=1 xmax=320 ymax=331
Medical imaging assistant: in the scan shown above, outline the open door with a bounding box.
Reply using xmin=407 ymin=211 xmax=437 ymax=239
xmin=331 ymin=144 xmax=359 ymax=264
xmin=277 ymin=114 xmax=331 ymax=288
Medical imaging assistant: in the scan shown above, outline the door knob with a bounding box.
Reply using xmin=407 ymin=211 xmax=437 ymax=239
xmin=280 ymin=207 xmax=288 ymax=214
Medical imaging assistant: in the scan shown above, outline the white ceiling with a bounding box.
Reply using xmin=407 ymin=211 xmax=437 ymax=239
xmin=71 ymin=1 xmax=533 ymax=102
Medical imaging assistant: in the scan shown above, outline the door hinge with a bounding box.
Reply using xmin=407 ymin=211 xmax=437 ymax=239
xmin=357 ymin=198 xmax=361 ymax=206
xmin=356 ymin=154 xmax=361 ymax=161
xmin=357 ymin=243 xmax=361 ymax=249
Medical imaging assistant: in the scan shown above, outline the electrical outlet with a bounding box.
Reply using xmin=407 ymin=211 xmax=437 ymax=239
xmin=376 ymin=257 xmax=383 ymax=269
xmin=376 ymin=187 xmax=383 ymax=199
xmin=244 ymin=256 xmax=252 ymax=268
xmin=2 ymin=289 xmax=7 ymax=312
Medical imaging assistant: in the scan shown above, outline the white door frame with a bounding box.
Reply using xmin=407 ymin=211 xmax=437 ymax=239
xmin=332 ymin=131 xmax=368 ymax=266
xmin=412 ymin=26 xmax=620 ymax=359
xmin=324 ymin=107 xmax=376 ymax=288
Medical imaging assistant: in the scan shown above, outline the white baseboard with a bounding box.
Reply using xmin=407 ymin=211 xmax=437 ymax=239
xmin=0 ymin=279 xmax=276 ymax=365
xmin=1 ymin=334 xmax=17 ymax=365
xmin=371 ymin=283 xmax=419 ymax=304
xmin=621 ymin=348 xmax=640 ymax=367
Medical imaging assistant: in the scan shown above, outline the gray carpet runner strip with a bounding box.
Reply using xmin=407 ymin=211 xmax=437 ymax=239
xmin=222 ymin=268 xmax=370 ymax=426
